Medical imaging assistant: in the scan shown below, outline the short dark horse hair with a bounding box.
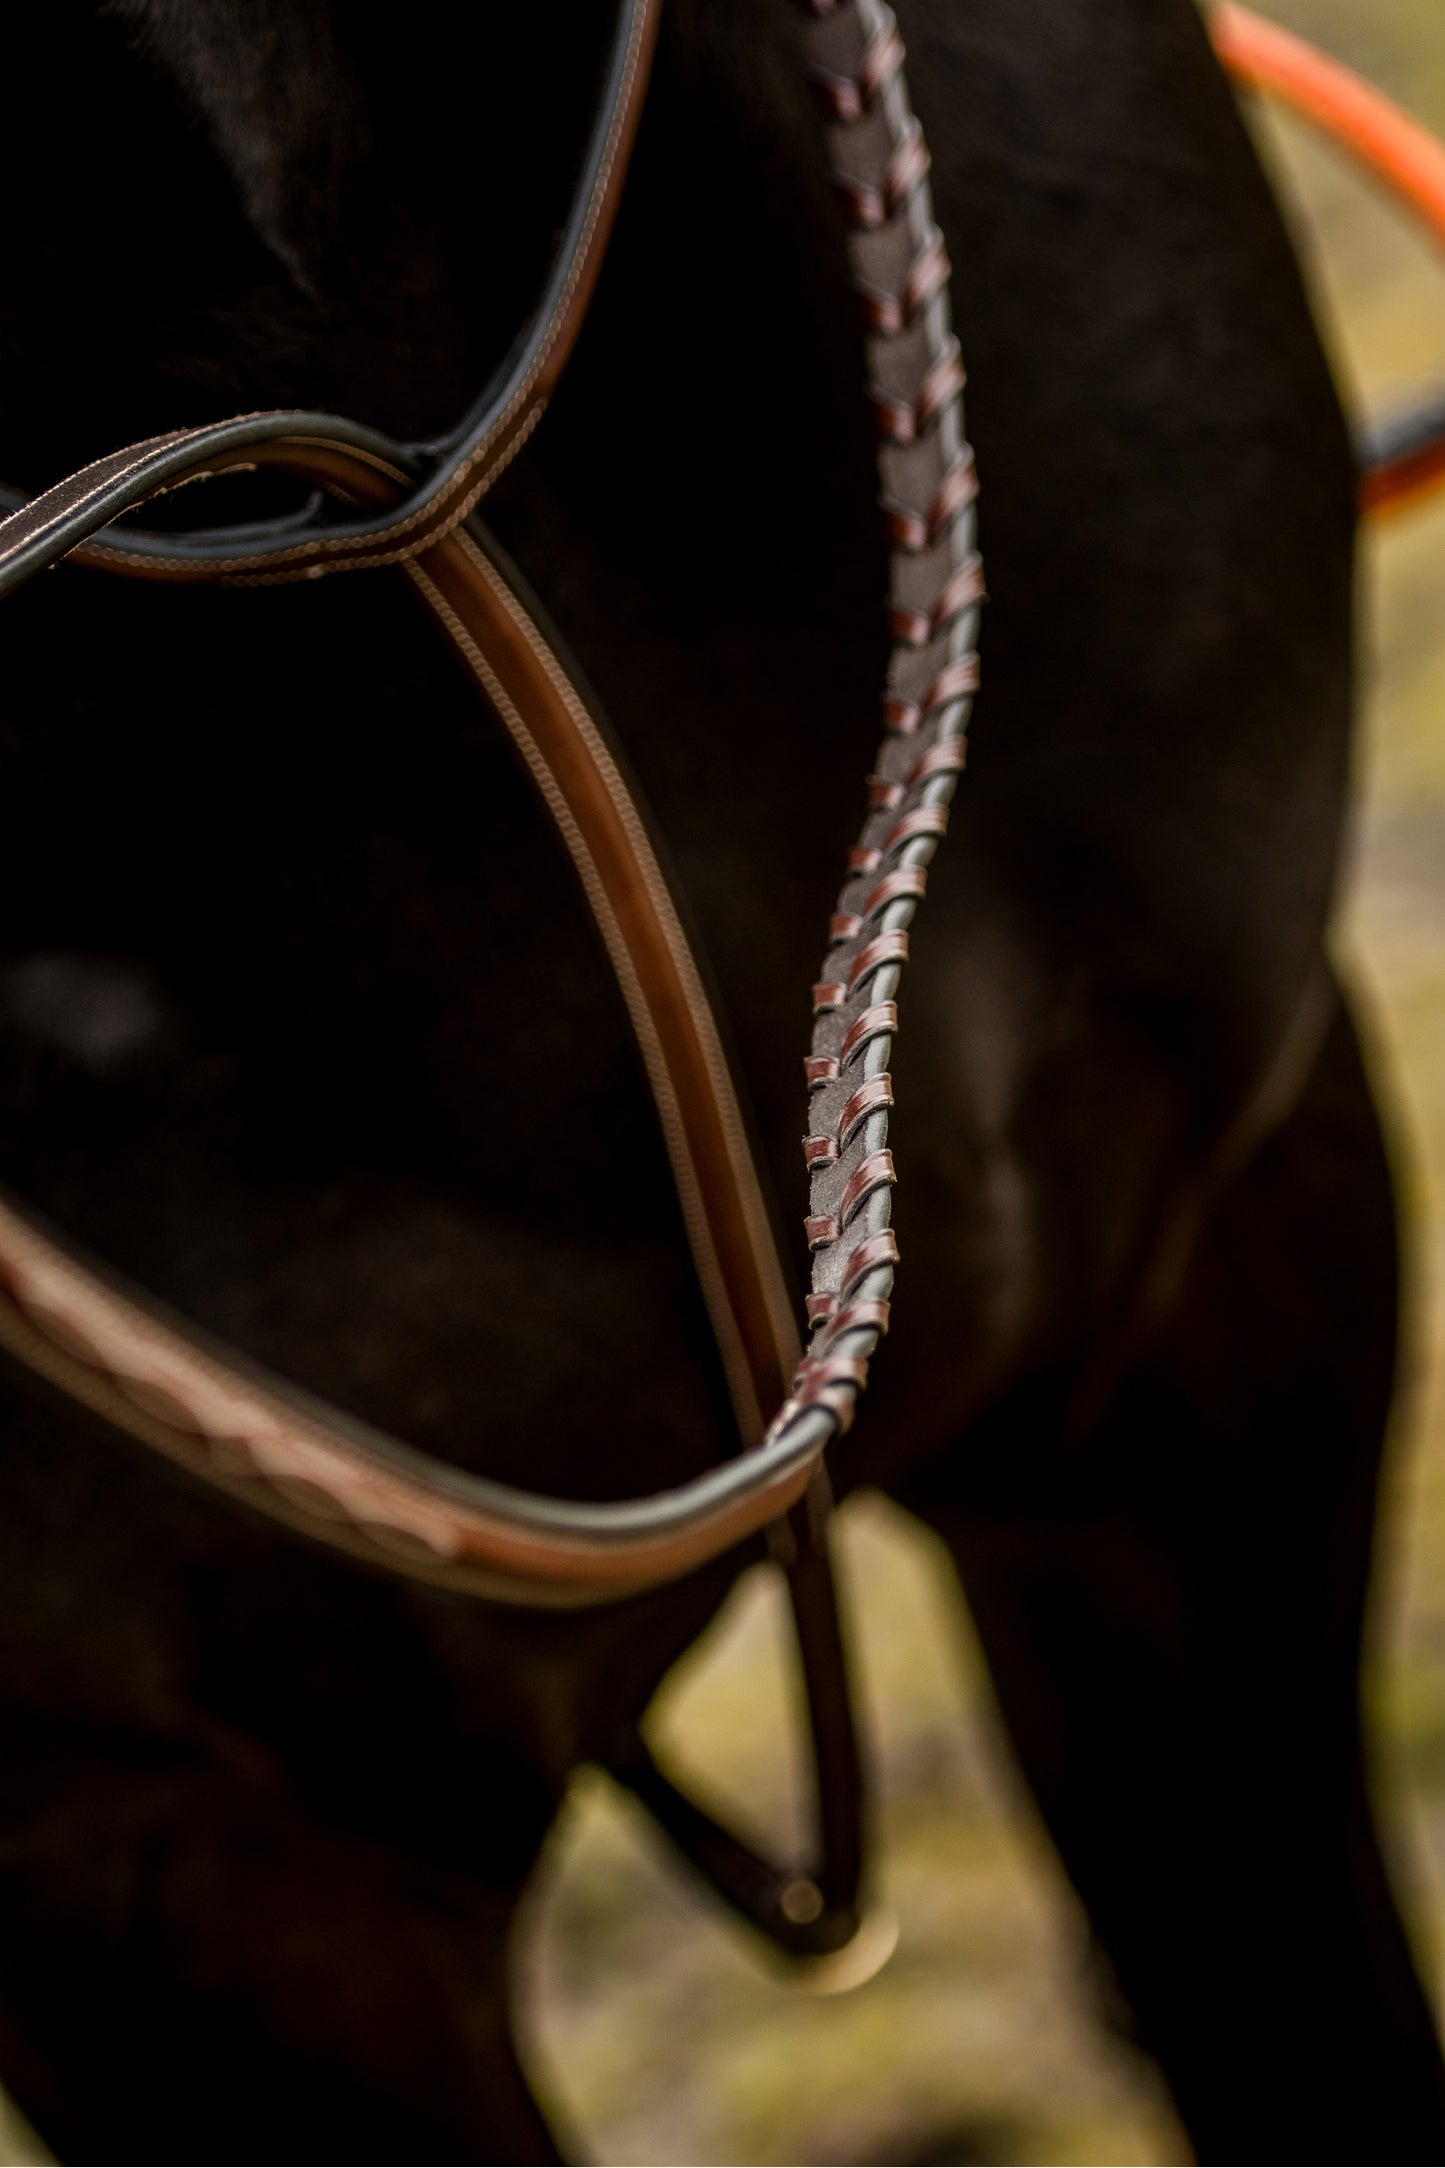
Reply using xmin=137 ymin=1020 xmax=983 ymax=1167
xmin=0 ymin=0 xmax=1439 ymax=2160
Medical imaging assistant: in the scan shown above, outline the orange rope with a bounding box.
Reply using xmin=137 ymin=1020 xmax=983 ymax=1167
xmin=1212 ymin=5 xmax=1445 ymax=248
xmin=1210 ymin=4 xmax=1445 ymax=515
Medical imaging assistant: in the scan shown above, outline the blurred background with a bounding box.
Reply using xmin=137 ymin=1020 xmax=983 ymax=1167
xmin=515 ymin=7 xmax=1445 ymax=2164
xmin=4 ymin=5 xmax=1445 ymax=2164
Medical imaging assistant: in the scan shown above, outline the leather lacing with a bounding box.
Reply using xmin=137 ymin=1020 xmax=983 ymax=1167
xmin=780 ymin=0 xmax=980 ymax=1396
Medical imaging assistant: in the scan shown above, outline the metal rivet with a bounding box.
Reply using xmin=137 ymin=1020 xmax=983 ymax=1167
xmin=779 ymin=1877 xmax=825 ymax=1926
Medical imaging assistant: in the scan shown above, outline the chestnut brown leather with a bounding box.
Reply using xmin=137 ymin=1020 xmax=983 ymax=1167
xmin=407 ymin=521 xmax=801 ymax=1443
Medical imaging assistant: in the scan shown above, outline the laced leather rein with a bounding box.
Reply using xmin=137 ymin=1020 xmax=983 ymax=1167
xmin=0 ymin=0 xmax=980 ymax=1963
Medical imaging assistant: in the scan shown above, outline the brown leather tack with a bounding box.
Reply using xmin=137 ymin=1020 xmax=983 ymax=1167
xmin=0 ymin=0 xmax=983 ymax=1964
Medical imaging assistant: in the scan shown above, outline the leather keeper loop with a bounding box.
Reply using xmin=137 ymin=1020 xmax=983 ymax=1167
xmin=915 ymin=338 xmax=968 ymax=430
xmin=846 ymin=930 xmax=909 ymax=992
xmin=860 ymin=229 xmax=951 ymax=340
xmin=839 ymin=1001 xmax=898 ymax=1066
xmin=931 ymin=552 xmax=985 ymax=629
xmin=796 ymin=1354 xmax=871 ymax=1397
xmin=892 ymin=559 xmax=984 ymax=649
xmin=906 ymin=738 xmax=967 ymax=789
xmin=883 ymin=121 xmax=931 ymax=213
xmin=792 ymin=1376 xmax=861 ymax=1434
xmin=929 ymin=451 xmax=979 ymax=532
xmin=839 ymin=1150 xmax=896 ymax=1227
xmin=837 ymin=1073 xmax=894 ymax=1147
xmin=874 ymin=337 xmax=965 ymax=443
xmin=841 ymin=1227 xmax=901 ymax=1297
xmin=823 ymin=1296 xmax=892 ymax=1341
xmin=881 ymin=803 xmax=948 ymax=855
xmin=889 ymin=601 xmax=934 ymax=648
xmin=924 ymin=652 xmax=980 ymax=712
xmin=833 ymin=119 xmax=930 ymax=231
xmin=808 ymin=9 xmax=904 ymax=121
xmin=862 ymin=866 xmax=927 ymax=918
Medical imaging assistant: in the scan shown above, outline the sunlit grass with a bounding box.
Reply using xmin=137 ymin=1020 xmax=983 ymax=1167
xmin=521 ymin=1503 xmax=1184 ymax=2165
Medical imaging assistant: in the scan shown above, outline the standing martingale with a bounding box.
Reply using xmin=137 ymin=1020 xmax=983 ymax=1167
xmin=8 ymin=1 xmax=1445 ymax=2159
xmin=0 ymin=0 xmax=977 ymax=1960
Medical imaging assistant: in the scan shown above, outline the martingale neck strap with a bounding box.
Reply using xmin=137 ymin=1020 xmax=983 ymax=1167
xmin=0 ymin=0 xmax=981 ymax=1967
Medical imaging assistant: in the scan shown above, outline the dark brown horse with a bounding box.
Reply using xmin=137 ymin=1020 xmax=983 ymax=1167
xmin=0 ymin=0 xmax=1438 ymax=2159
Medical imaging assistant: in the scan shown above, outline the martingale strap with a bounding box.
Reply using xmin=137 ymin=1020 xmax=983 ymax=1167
xmin=0 ymin=0 xmax=980 ymax=1963
xmin=0 ymin=0 xmax=664 ymax=582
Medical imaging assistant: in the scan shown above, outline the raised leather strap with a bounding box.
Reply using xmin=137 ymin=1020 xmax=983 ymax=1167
xmin=0 ymin=430 xmax=808 ymax=1596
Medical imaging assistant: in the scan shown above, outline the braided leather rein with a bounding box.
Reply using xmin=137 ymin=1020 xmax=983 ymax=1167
xmin=0 ymin=0 xmax=979 ymax=1961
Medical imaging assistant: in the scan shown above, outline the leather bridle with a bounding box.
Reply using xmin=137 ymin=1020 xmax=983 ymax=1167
xmin=0 ymin=0 xmax=980 ymax=1964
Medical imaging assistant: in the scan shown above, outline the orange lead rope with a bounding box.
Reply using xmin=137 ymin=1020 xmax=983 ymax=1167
xmin=1211 ymin=3 xmax=1445 ymax=516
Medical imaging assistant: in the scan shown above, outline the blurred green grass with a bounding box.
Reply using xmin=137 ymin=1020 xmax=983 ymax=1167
xmin=520 ymin=1505 xmax=1185 ymax=2166
xmin=7 ymin=8 xmax=1445 ymax=2164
